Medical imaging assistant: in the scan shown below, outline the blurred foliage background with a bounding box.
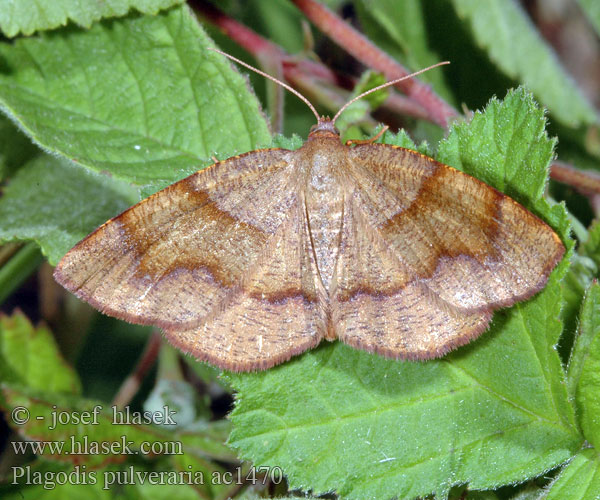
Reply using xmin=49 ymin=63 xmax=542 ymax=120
xmin=0 ymin=0 xmax=600 ymax=499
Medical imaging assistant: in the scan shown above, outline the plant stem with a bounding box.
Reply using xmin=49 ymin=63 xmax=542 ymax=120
xmin=551 ymin=161 xmax=600 ymax=195
xmin=112 ymin=330 xmax=162 ymax=408
xmin=290 ymin=0 xmax=459 ymax=127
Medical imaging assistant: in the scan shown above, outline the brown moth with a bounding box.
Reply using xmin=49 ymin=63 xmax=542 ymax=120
xmin=54 ymin=50 xmax=564 ymax=372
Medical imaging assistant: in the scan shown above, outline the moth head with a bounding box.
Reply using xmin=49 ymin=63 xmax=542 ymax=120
xmin=308 ymin=118 xmax=340 ymax=139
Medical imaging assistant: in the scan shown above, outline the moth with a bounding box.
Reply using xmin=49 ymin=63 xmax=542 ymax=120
xmin=54 ymin=50 xmax=564 ymax=371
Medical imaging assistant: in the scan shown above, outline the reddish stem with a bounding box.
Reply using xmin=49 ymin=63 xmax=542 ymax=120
xmin=291 ymin=0 xmax=458 ymax=128
xmin=112 ymin=330 xmax=162 ymax=408
xmin=591 ymin=195 xmax=600 ymax=218
xmin=551 ymin=161 xmax=600 ymax=196
xmin=384 ymin=93 xmax=430 ymax=122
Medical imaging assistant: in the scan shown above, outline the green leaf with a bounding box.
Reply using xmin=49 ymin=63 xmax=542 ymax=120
xmin=0 ymin=5 xmax=271 ymax=185
xmin=449 ymin=0 xmax=599 ymax=128
xmin=0 ymin=0 xmax=183 ymax=37
xmin=0 ymin=311 xmax=81 ymax=394
xmin=583 ymin=220 xmax=600 ymax=270
xmin=0 ymin=155 xmax=138 ymax=266
xmin=377 ymin=127 xmax=431 ymax=156
xmin=228 ymin=91 xmax=578 ymax=499
xmin=567 ymin=281 xmax=600 ymax=449
xmin=229 ymin=318 xmax=579 ymax=499
xmin=560 ymin=254 xmax=595 ymax=359
xmin=270 ymin=134 xmax=304 ymax=151
xmin=578 ymin=0 xmax=600 ymax=36
xmin=0 ymin=114 xmax=38 ymax=180
xmin=168 ymin=451 xmax=230 ymax=500
xmin=543 ymin=448 xmax=600 ymax=500
xmin=177 ymin=420 xmax=237 ymax=463
xmin=333 ymin=72 xmax=388 ymax=133
xmin=352 ymin=71 xmax=389 ymax=110
xmin=0 ymin=243 xmax=44 ymax=306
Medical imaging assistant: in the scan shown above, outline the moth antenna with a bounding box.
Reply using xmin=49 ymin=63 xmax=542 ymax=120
xmin=208 ymin=47 xmax=321 ymax=123
xmin=331 ymin=61 xmax=450 ymax=126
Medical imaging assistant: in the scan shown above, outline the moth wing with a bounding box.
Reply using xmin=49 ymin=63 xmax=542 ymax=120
xmin=165 ymin=191 xmax=327 ymax=371
xmin=54 ymin=149 xmax=325 ymax=349
xmin=331 ymin=144 xmax=563 ymax=359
